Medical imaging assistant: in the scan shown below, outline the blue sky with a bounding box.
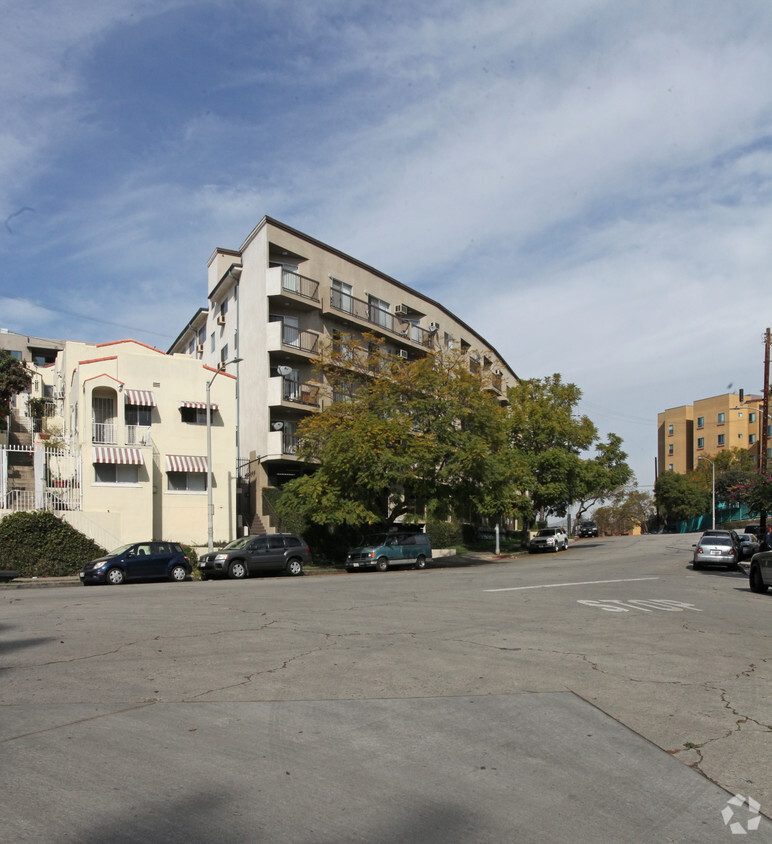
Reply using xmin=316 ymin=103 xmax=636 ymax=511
xmin=2 ymin=0 xmax=772 ymax=490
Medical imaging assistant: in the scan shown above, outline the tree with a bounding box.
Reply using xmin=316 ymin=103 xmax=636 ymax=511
xmin=691 ymin=447 xmax=755 ymax=504
xmin=594 ymin=483 xmax=655 ymax=535
xmin=506 ymin=374 xmax=597 ymax=523
xmin=654 ymin=471 xmax=711 ymax=523
xmin=572 ymin=433 xmax=634 ymax=522
xmin=0 ymin=350 xmax=32 ymax=421
xmin=275 ymin=335 xmax=525 ymax=529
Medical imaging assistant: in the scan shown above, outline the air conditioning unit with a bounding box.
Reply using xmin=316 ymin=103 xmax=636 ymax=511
xmin=398 ymin=349 xmax=409 ymax=360
xmin=53 ymin=389 xmax=63 ymax=400
xmin=429 ymin=322 xmax=440 ymax=332
xmin=216 ymin=313 xmax=226 ymax=326
xmin=394 ymin=304 xmax=409 ymax=316
xmin=195 ymin=344 xmax=204 ymax=355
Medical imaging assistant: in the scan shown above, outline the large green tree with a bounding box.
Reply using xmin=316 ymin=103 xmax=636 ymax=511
xmin=0 ymin=349 xmax=32 ymax=421
xmin=275 ymin=335 xmax=526 ymax=529
xmin=505 ymin=374 xmax=598 ymax=522
xmin=572 ymin=433 xmax=634 ymax=522
xmin=654 ymin=471 xmax=711 ymax=523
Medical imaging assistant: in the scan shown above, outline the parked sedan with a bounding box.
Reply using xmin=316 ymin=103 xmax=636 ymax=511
xmin=692 ymin=534 xmax=739 ymax=571
xmin=737 ymin=533 xmax=760 ymax=561
xmin=749 ymin=551 xmax=771 ymax=593
xmin=80 ymin=542 xmax=191 ymax=585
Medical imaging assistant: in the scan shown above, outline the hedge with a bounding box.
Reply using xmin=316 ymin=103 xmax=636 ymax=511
xmin=0 ymin=511 xmax=107 ymax=578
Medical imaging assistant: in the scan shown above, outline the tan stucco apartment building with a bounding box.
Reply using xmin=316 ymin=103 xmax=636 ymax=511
xmin=657 ymin=392 xmax=766 ymax=475
xmin=169 ymin=216 xmax=518 ymax=533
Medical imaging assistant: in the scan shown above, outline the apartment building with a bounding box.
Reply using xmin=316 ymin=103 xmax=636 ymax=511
xmin=3 ymin=339 xmax=238 ymax=549
xmin=169 ymin=216 xmax=518 ymax=533
xmin=657 ymin=392 xmax=766 ymax=475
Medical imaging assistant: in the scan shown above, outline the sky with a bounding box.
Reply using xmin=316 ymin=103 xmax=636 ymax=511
xmin=2 ymin=0 xmax=772 ymax=492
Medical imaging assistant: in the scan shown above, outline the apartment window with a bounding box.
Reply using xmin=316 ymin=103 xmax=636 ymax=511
xmin=749 ymin=434 xmax=756 ymax=445
xmin=697 ymin=437 xmax=704 ymax=449
xmin=717 ymin=412 xmax=725 ymax=424
xmin=738 ymin=433 xmax=744 ymax=440
xmin=718 ymin=433 xmax=725 ymax=446
xmin=444 ymin=332 xmax=455 ymax=349
xmin=221 ymin=299 xmax=228 ymax=316
xmin=180 ymin=407 xmax=209 ymax=424
xmin=368 ymin=295 xmax=391 ymax=329
xmin=168 ymin=472 xmax=206 ymax=492
xmin=667 ymin=424 xmax=674 ymax=436
xmin=667 ymin=444 xmax=674 ymax=456
xmin=9 ymin=349 xmax=22 ymax=360
xmin=198 ymin=328 xmax=206 ymax=345
xmin=750 ymin=412 xmax=757 ymax=423
xmin=220 ymin=343 xmax=229 ymax=364
xmin=331 ymin=278 xmax=353 ymax=313
xmin=668 ymin=464 xmax=674 ymax=472
xmin=768 ymin=425 xmax=771 ymax=437
xmin=696 ymin=416 xmax=704 ymax=428
xmin=94 ymin=464 xmax=139 ymax=484
xmin=210 ymin=332 xmax=215 ymax=352
xmin=737 ymin=411 xmax=743 ymax=419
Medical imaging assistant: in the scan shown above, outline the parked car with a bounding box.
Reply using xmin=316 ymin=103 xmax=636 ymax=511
xmin=346 ymin=531 xmax=432 ymax=572
xmin=749 ymin=551 xmax=771 ymax=593
xmin=576 ymin=521 xmax=598 ymax=538
xmin=197 ymin=533 xmax=311 ymax=579
xmin=736 ymin=533 xmax=760 ymax=560
xmin=80 ymin=541 xmax=191 ymax=585
xmin=692 ymin=534 xmax=740 ymax=571
xmin=528 ymin=527 xmax=568 ymax=553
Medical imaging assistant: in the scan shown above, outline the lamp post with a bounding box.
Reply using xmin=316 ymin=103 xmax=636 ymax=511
xmin=207 ymin=357 xmax=242 ymax=553
xmin=697 ymin=455 xmax=715 ymax=530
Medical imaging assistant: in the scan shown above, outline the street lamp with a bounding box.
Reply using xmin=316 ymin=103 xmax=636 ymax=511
xmin=207 ymin=357 xmax=242 ymax=553
xmin=697 ymin=455 xmax=715 ymax=530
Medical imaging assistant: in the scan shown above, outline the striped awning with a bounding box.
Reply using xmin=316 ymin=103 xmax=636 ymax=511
xmin=125 ymin=389 xmax=156 ymax=407
xmin=165 ymin=454 xmax=209 ymax=473
xmin=93 ymin=447 xmax=144 ymax=465
xmin=179 ymin=401 xmax=219 ymax=411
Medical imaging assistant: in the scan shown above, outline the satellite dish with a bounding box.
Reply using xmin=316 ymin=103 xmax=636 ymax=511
xmin=277 ymin=365 xmax=293 ymax=377
xmin=271 ymin=422 xmax=284 ymax=431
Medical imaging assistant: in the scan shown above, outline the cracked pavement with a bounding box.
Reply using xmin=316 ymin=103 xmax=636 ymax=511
xmin=1 ymin=534 xmax=770 ymax=841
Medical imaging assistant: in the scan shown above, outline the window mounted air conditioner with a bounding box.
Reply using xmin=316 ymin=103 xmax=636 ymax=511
xmin=429 ymin=322 xmax=440 ymax=332
xmin=196 ymin=344 xmax=204 ymax=354
xmin=398 ymin=349 xmax=409 ymax=360
xmin=216 ymin=313 xmax=226 ymax=326
xmin=394 ymin=304 xmax=409 ymax=316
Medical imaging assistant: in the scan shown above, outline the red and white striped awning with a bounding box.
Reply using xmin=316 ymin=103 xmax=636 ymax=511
xmin=93 ymin=447 xmax=144 ymax=465
xmin=124 ymin=389 xmax=156 ymax=407
xmin=165 ymin=455 xmax=209 ymax=473
xmin=179 ymin=401 xmax=219 ymax=411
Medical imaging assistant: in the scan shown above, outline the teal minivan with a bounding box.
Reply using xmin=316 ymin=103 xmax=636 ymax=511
xmin=345 ymin=531 xmax=432 ymax=572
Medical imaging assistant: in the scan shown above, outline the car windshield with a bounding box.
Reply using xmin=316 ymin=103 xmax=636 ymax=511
xmin=219 ymin=537 xmax=252 ymax=551
xmin=107 ymin=543 xmax=136 ymax=556
xmin=538 ymin=529 xmax=557 ymax=536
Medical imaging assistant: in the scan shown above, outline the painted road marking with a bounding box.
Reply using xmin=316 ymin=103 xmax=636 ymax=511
xmin=485 ymin=577 xmax=659 ymax=593
xmin=577 ymin=599 xmax=702 ymax=613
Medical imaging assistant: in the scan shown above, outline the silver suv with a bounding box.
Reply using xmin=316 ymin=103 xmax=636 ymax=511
xmin=528 ymin=527 xmax=568 ymax=554
xmin=198 ymin=533 xmax=311 ymax=579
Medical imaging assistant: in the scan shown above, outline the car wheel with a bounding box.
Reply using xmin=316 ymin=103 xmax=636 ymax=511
xmin=375 ymin=557 xmax=389 ymax=572
xmin=169 ymin=564 xmax=187 ymax=582
xmin=415 ymin=555 xmax=426 ymax=570
xmin=228 ymin=560 xmax=247 ymax=580
xmin=750 ymin=566 xmax=768 ymax=594
xmin=106 ymin=567 xmax=125 ymax=585
xmin=286 ymin=558 xmax=303 ymax=576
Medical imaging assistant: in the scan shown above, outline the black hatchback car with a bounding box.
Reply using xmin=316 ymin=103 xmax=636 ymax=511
xmin=198 ymin=533 xmax=312 ymax=579
xmin=80 ymin=541 xmax=192 ymax=585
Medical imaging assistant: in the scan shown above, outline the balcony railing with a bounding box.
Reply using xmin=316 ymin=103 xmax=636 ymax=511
xmin=283 ymin=380 xmax=320 ymax=407
xmin=329 ymin=291 xmax=433 ymax=347
xmin=92 ymin=422 xmax=116 ymax=444
xmin=282 ymin=325 xmax=319 ymax=354
xmin=282 ymin=269 xmax=320 ymax=302
xmin=283 ymin=433 xmax=299 ymax=454
xmin=126 ymin=425 xmax=152 ymax=446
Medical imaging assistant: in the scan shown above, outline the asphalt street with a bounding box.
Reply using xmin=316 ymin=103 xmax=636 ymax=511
xmin=1 ymin=534 xmax=770 ymax=842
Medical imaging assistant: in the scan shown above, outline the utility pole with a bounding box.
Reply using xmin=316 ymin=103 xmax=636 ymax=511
xmin=760 ymin=328 xmax=770 ymax=533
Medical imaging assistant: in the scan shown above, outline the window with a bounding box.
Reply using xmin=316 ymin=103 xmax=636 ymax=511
xmin=331 ymin=278 xmax=353 ymax=313
xmin=696 ymin=416 xmax=704 ymax=428
xmin=668 ymin=424 xmax=674 ymax=436
xmin=180 ymin=406 xmax=208 ymax=424
xmin=210 ymin=332 xmax=215 ymax=352
xmin=749 ymin=434 xmax=756 ymax=445
xmin=697 ymin=437 xmax=704 ymax=449
xmin=737 ymin=412 xmax=743 ymax=419
xmin=717 ymin=412 xmax=725 ymax=424
xmin=750 ymin=412 xmax=757 ymax=423
xmin=125 ymin=405 xmax=151 ymax=427
xmin=168 ymin=471 xmax=206 ymax=492
xmin=94 ymin=464 xmax=139 ymax=484
xmin=221 ymin=299 xmax=228 ymax=316
xmin=668 ymin=464 xmax=674 ymax=472
xmin=718 ymin=434 xmax=725 ymax=446
xmin=220 ymin=343 xmax=228 ymax=363
xmin=738 ymin=433 xmax=744 ymax=440
xmin=667 ymin=444 xmax=674 ymax=455
xmin=368 ymin=295 xmax=391 ymax=329
xmin=444 ymin=332 xmax=455 ymax=349
xmin=768 ymin=425 xmax=771 ymax=437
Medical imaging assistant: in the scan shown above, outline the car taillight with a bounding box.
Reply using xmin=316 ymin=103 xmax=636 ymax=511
xmin=697 ymin=547 xmax=703 ymax=553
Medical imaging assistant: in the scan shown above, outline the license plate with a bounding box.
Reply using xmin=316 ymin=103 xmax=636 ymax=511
xmin=711 ymin=550 xmax=722 ymax=556
xmin=352 ymin=563 xmax=360 ymax=567
xmin=198 ymin=562 xmax=206 ymax=568
xmin=79 ymin=572 xmax=84 ymax=579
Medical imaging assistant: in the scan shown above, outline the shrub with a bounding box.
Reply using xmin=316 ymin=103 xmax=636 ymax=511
xmin=426 ymin=520 xmax=464 ymax=549
xmin=0 ymin=511 xmax=107 ymax=577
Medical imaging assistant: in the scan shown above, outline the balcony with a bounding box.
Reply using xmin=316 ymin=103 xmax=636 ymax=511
xmin=267 ymin=429 xmax=301 ymax=457
xmin=267 ymin=376 xmax=321 ymax=410
xmin=266 ymin=266 xmax=321 ymax=310
xmin=92 ymin=422 xmax=116 ymax=444
xmin=325 ymin=291 xmax=434 ymax=349
xmin=266 ymin=320 xmax=320 ymax=359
